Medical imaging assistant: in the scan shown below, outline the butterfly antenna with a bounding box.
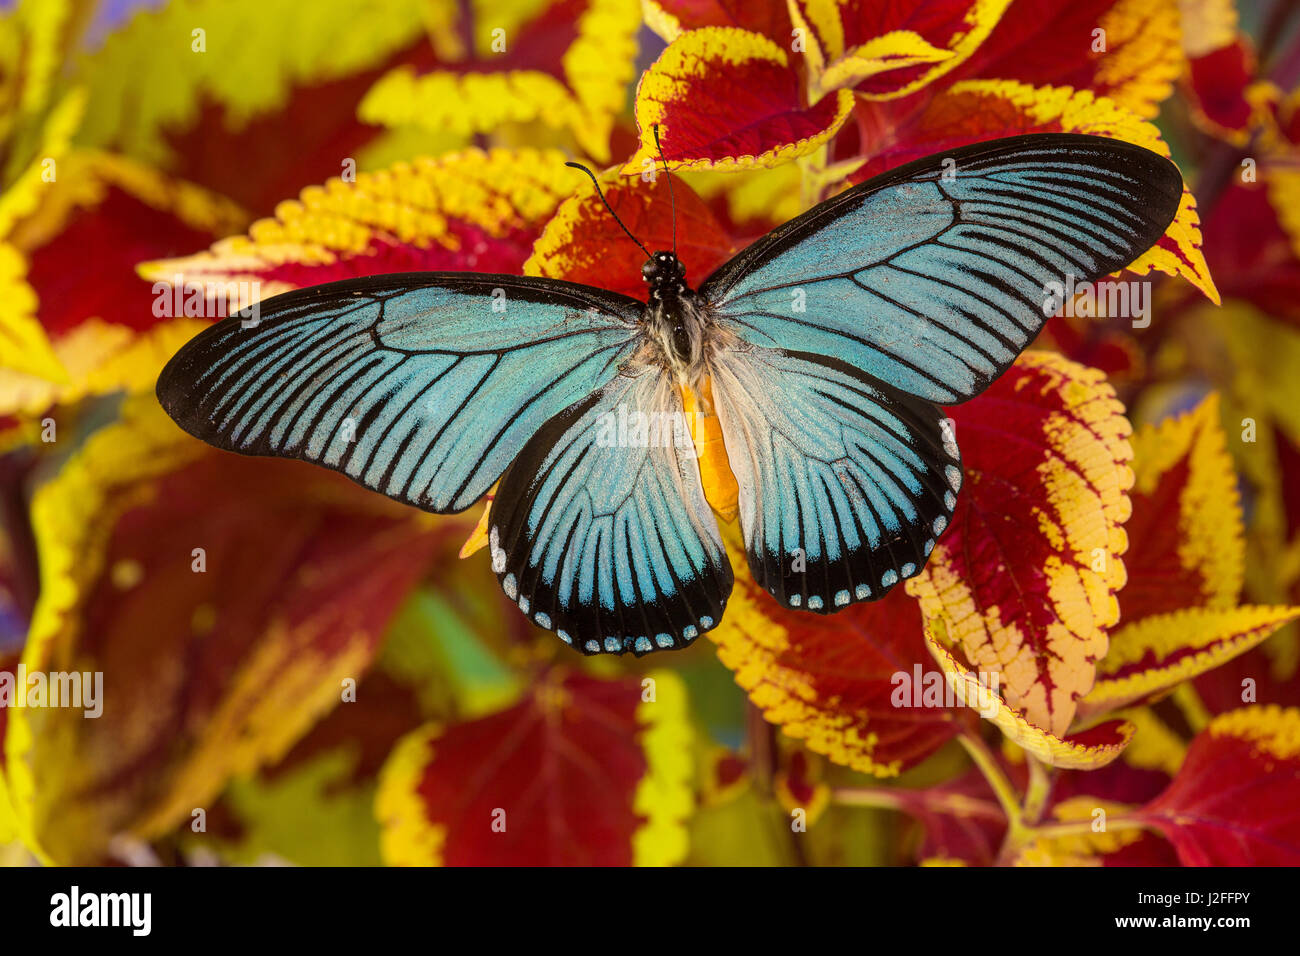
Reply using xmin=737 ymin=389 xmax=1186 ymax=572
xmin=652 ymin=124 xmax=677 ymax=255
xmin=564 ymin=161 xmax=650 ymax=258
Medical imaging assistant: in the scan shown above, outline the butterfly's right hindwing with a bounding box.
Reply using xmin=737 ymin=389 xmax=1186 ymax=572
xmin=156 ymin=273 xmax=643 ymax=514
xmin=710 ymin=346 xmax=961 ymax=612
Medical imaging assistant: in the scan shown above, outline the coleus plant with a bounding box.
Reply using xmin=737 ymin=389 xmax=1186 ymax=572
xmin=0 ymin=0 xmax=1299 ymax=867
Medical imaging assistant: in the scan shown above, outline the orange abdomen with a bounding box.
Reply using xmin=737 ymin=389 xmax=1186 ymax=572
xmin=681 ymin=377 xmax=739 ymax=523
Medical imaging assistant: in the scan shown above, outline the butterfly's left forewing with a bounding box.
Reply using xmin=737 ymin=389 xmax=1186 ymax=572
xmin=710 ymin=347 xmax=960 ymax=611
xmin=157 ymin=273 xmax=642 ymax=514
xmin=488 ymin=365 xmax=732 ymax=655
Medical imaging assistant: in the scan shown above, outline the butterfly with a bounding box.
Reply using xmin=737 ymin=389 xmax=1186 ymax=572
xmin=157 ymin=132 xmax=1182 ymax=656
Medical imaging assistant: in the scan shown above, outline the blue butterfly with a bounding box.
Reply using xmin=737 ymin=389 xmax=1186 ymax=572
xmin=157 ymin=132 xmax=1182 ymax=656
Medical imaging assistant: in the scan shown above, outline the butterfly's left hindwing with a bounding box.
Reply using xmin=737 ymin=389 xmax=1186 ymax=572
xmin=488 ymin=366 xmax=732 ymax=655
xmin=710 ymin=346 xmax=961 ymax=611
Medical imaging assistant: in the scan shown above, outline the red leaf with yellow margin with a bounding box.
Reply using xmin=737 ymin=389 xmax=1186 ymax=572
xmin=1078 ymin=606 xmax=1300 ymax=722
xmin=0 ymin=152 xmax=248 ymax=417
xmin=1177 ymin=0 xmax=1260 ymax=146
xmin=926 ymin=640 xmax=1135 ymax=769
xmin=623 ymin=27 xmax=855 ymax=172
xmin=140 ymin=148 xmax=577 ymax=305
xmin=3 ymin=397 xmax=443 ymax=863
xmin=358 ymin=0 xmax=643 ymax=162
xmin=643 ymin=0 xmax=794 ymax=45
xmin=711 ymin=532 xmax=974 ymax=778
xmin=849 ymin=79 xmax=1218 ymax=304
xmin=1075 ymin=395 xmax=1300 ymax=722
xmin=1193 ymin=180 xmax=1300 ymax=329
xmin=951 ymin=0 xmax=1183 ymax=119
xmin=774 ymin=747 xmax=831 ymax=826
xmin=907 ymin=352 xmax=1134 ymax=740
xmin=1183 ymin=38 xmax=1259 ymax=146
xmin=1136 ymin=705 xmax=1300 ymax=865
xmin=376 ymin=669 xmax=693 ymax=866
xmin=525 ymin=172 xmax=736 ymax=298
xmin=1121 ymin=394 xmax=1243 ymax=620
xmin=788 ymin=0 xmax=1014 ymax=98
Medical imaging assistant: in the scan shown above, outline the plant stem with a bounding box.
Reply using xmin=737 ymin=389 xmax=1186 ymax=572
xmin=832 ymin=786 xmax=1004 ymax=821
xmin=1021 ymin=754 xmax=1054 ymax=826
xmin=1023 ymin=817 xmax=1152 ymax=841
xmin=958 ymin=728 xmax=1022 ymax=829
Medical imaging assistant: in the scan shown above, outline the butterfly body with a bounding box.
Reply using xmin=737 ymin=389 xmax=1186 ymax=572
xmin=639 ymin=249 xmax=716 ymax=393
xmin=158 ymin=133 xmax=1184 ymax=656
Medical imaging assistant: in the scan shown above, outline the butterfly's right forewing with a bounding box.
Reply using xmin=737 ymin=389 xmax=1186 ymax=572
xmin=702 ymin=134 xmax=1183 ymax=405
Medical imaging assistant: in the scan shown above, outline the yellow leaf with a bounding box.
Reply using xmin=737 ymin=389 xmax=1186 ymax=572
xmin=0 ymin=317 xmax=211 ymax=418
xmin=458 ymin=484 xmax=497 ymax=559
xmin=1129 ymin=393 xmax=1243 ymax=607
xmin=682 ymin=162 xmax=804 ymax=231
xmin=1014 ymin=797 xmax=1147 ymax=865
xmin=74 ymin=0 xmax=433 ymax=166
xmin=1266 ymin=168 xmax=1300 ymax=264
xmin=641 ymin=0 xmax=682 ymax=42
xmin=925 ymin=637 xmax=1134 ymax=770
xmin=815 ymin=30 xmax=953 ymax=96
xmin=1092 ymin=0 xmax=1184 ymax=119
xmin=792 ymin=0 xmax=1014 ymax=100
xmin=1178 ymin=0 xmax=1238 ymax=58
xmin=359 ymin=0 xmax=641 ymax=162
xmin=1078 ymin=605 xmax=1300 ymax=721
xmin=1114 ymin=706 xmax=1188 ymax=775
xmin=631 ymin=669 xmax=695 ymax=866
xmin=0 ymin=86 xmax=85 ymax=237
xmin=140 ymin=147 xmax=576 ymax=298
xmin=0 ymin=242 xmax=64 ymax=381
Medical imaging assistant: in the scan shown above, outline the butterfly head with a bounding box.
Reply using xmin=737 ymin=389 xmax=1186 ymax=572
xmin=642 ymin=251 xmax=687 ymax=295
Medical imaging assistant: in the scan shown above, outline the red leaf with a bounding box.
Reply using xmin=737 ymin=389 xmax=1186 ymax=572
xmin=9 ymin=400 xmax=445 ymax=862
xmin=625 ymin=27 xmax=854 ymax=171
xmin=950 ymin=0 xmax=1181 ymax=118
xmin=1137 ymin=706 xmax=1300 ymax=865
xmin=713 ymin=556 xmax=973 ymax=777
xmin=910 ymin=353 xmax=1133 ymax=738
xmin=526 ymin=174 xmax=736 ymax=297
xmin=377 ymin=670 xmax=692 ymax=866
xmin=647 ymin=0 xmax=794 ymax=44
